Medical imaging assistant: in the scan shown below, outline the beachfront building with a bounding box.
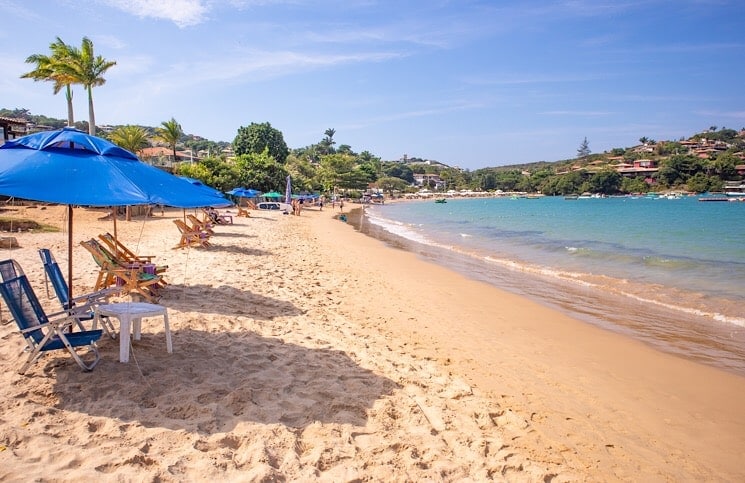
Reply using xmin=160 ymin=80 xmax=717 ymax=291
xmin=413 ymin=173 xmax=445 ymax=190
xmin=615 ymin=159 xmax=659 ymax=180
xmin=0 ymin=117 xmax=27 ymax=144
xmin=139 ymin=146 xmax=197 ymax=172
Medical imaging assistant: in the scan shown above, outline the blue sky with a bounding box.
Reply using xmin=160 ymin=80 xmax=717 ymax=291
xmin=2 ymin=0 xmax=744 ymax=169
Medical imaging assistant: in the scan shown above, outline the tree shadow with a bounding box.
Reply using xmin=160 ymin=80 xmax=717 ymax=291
xmin=162 ymin=283 xmax=302 ymax=319
xmin=50 ymin=328 xmax=398 ymax=434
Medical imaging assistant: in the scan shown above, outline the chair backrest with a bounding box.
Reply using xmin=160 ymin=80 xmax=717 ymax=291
xmin=187 ymin=214 xmax=210 ymax=228
xmin=0 ymin=264 xmax=48 ymax=345
xmin=81 ymin=239 xmax=120 ymax=269
xmin=80 ymin=239 xmax=108 ymax=269
xmin=38 ymin=249 xmax=72 ymax=309
xmin=99 ymin=232 xmax=137 ymax=261
xmin=203 ymin=209 xmax=220 ymax=223
xmin=173 ymin=219 xmax=195 ymax=234
xmin=0 ymin=259 xmax=24 ymax=282
xmin=94 ymin=239 xmax=128 ymax=268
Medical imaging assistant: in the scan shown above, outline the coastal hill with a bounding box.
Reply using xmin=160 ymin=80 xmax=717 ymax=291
xmin=2 ymin=107 xmax=744 ymax=195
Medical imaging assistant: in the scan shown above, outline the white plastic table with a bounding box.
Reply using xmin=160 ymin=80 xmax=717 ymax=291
xmin=95 ymin=302 xmax=172 ymax=363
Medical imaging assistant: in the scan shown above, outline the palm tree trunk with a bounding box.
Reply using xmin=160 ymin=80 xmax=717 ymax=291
xmin=65 ymin=85 xmax=74 ymax=127
xmin=87 ymin=86 xmax=96 ymax=136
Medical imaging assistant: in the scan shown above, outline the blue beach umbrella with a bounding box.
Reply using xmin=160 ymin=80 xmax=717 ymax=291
xmin=178 ymin=176 xmax=232 ymax=206
xmin=226 ymin=187 xmax=261 ymax=209
xmin=0 ymin=127 xmax=230 ymax=298
xmin=227 ymin=187 xmax=261 ymax=198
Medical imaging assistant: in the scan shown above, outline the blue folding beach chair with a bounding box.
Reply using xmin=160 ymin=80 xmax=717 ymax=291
xmin=0 ymin=259 xmax=103 ymax=374
xmin=38 ymin=248 xmax=117 ymax=338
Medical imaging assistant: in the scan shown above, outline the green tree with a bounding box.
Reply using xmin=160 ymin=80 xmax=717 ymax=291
xmin=175 ymin=161 xmax=214 ymax=186
xmin=285 ymin=153 xmax=318 ymax=192
xmin=109 ymin=125 xmax=150 ymax=155
xmin=21 ymin=37 xmax=77 ymax=127
xmin=587 ymin=170 xmax=621 ymax=194
xmin=547 ymin=171 xmax=585 ymax=195
xmin=620 ymin=176 xmax=649 ymax=194
xmin=58 ymin=37 xmax=117 ymax=135
xmin=358 ymin=151 xmax=383 ymax=182
xmin=337 ymin=144 xmax=353 ymax=155
xmin=382 ymin=162 xmax=414 ymax=183
xmin=493 ymin=170 xmax=524 ymax=191
xmin=657 ymin=142 xmax=682 ymax=156
xmin=233 ymin=122 xmax=289 ymax=163
xmin=480 ymin=172 xmax=497 ymax=191
xmin=156 ymin=117 xmax=184 ymax=163
xmin=234 ymin=150 xmax=288 ymax=192
xmin=317 ymin=153 xmax=358 ymax=192
xmin=658 ymin=154 xmax=701 ymax=187
xmin=319 ymin=128 xmax=336 ymax=155
xmin=686 ymin=172 xmax=714 ymax=193
xmin=376 ymin=176 xmax=409 ymax=196
xmin=711 ymin=153 xmax=739 ymax=180
xmin=577 ymin=137 xmax=591 ymax=159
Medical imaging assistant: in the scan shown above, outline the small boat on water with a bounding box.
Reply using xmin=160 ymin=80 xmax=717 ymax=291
xmin=434 ymin=198 xmax=447 ymax=203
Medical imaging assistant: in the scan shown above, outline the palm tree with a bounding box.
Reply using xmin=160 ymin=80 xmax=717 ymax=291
xmin=59 ymin=37 xmax=116 ymax=136
xmin=155 ymin=118 xmax=184 ymax=163
xmin=109 ymin=125 xmax=150 ymax=155
xmin=319 ymin=128 xmax=336 ymax=155
xmin=21 ymin=37 xmax=77 ymax=126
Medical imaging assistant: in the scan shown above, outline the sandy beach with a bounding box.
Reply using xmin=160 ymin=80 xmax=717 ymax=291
xmin=0 ymin=203 xmax=744 ymax=481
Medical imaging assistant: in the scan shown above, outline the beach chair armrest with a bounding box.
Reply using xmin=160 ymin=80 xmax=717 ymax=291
xmin=70 ymin=287 xmax=120 ymax=305
xmin=19 ymin=314 xmax=77 ymax=334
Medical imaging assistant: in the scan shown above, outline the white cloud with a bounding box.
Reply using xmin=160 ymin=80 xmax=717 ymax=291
xmin=101 ymin=0 xmax=209 ymax=27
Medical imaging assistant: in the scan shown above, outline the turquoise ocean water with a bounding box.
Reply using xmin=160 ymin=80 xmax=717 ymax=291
xmin=356 ymin=196 xmax=745 ymax=375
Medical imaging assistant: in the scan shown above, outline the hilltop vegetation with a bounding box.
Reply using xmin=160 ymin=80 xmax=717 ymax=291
xmin=3 ymin=108 xmax=744 ymax=196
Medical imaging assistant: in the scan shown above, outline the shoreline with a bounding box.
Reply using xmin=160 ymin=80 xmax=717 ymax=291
xmin=351 ymin=200 xmax=745 ymax=377
xmin=0 ymin=204 xmax=743 ymax=480
xmin=316 ymin=205 xmax=745 ymax=478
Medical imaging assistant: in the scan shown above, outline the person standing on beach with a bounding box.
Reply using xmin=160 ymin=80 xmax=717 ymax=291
xmin=339 ymin=199 xmax=344 ymax=212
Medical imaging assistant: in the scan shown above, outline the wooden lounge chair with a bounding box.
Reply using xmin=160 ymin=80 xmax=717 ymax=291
xmin=187 ymin=214 xmax=214 ymax=235
xmin=94 ymin=238 xmax=167 ymax=287
xmin=80 ymin=239 xmax=164 ymax=303
xmin=236 ymin=206 xmax=250 ymax=217
xmin=203 ymin=208 xmax=233 ymax=224
xmin=98 ymin=232 xmax=168 ymax=275
xmin=173 ymin=219 xmax=211 ymax=249
xmin=0 ymin=259 xmax=103 ymax=374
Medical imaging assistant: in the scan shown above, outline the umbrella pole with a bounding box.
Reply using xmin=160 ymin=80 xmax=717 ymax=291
xmin=67 ymin=205 xmax=74 ymax=315
xmin=112 ymin=207 xmax=118 ymax=256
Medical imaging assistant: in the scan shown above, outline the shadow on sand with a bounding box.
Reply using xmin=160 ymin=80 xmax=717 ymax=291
xmin=160 ymin=283 xmax=301 ymax=319
xmin=50 ymin=328 xmax=397 ymax=434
